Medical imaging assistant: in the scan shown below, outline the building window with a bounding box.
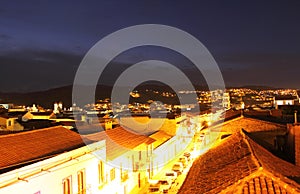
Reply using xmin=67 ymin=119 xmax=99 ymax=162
xmin=62 ymin=176 xmax=72 ymax=194
xmin=146 ymin=145 xmax=149 ymax=157
xmin=132 ymin=155 xmax=135 ymax=171
xmin=77 ymin=169 xmax=86 ymax=194
xmin=7 ymin=120 xmax=11 ymax=126
xmin=121 ymin=170 xmax=129 ymax=182
xmin=110 ymin=168 xmax=115 ymax=181
xmin=120 ymin=163 xmax=129 ymax=182
xmin=98 ymin=161 xmax=105 ymax=184
xmin=139 ymin=151 xmax=142 ymax=161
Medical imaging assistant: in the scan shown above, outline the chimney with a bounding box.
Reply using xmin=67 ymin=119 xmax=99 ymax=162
xmin=287 ymin=124 xmax=300 ymax=166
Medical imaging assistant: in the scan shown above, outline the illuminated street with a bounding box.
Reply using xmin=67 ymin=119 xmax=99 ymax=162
xmin=138 ymin=126 xmax=217 ymax=194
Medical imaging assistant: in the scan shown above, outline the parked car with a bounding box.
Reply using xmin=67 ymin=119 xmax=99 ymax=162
xmin=148 ymin=179 xmax=162 ymax=193
xmin=164 ymin=171 xmax=177 ymax=183
xmin=158 ymin=179 xmax=172 ymax=193
xmin=199 ymin=133 xmax=205 ymax=141
xmin=183 ymin=152 xmax=191 ymax=161
xmin=178 ymin=156 xmax=188 ymax=168
xmin=172 ymin=162 xmax=184 ymax=174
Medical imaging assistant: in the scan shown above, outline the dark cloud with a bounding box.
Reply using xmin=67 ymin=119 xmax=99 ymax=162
xmin=0 ymin=1 xmax=300 ymax=91
xmin=0 ymin=34 xmax=12 ymax=40
xmin=0 ymin=49 xmax=81 ymax=92
xmin=217 ymin=53 xmax=300 ymax=88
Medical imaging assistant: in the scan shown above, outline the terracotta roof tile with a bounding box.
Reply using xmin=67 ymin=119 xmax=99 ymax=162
xmin=243 ymin=175 xmax=288 ymax=194
xmin=211 ymin=117 xmax=285 ymax=134
xmin=84 ymin=127 xmax=155 ymax=160
xmin=105 ymin=127 xmax=155 ymax=148
xmin=179 ymin=123 xmax=300 ymax=194
xmin=150 ymin=130 xmax=172 ymax=148
xmin=84 ymin=131 xmax=128 ymax=161
xmin=179 ymin=132 xmax=258 ymax=194
xmin=247 ymin=137 xmax=300 ymax=177
xmin=0 ymin=126 xmax=92 ymax=172
xmin=227 ymin=172 xmax=300 ymax=194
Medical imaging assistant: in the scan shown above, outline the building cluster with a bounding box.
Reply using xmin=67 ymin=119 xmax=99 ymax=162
xmin=0 ymin=88 xmax=300 ymax=193
xmin=0 ymin=93 xmax=234 ymax=194
xmin=0 ymin=106 xmax=215 ymax=194
xmin=179 ymin=117 xmax=300 ymax=193
xmin=178 ymin=89 xmax=231 ymax=110
xmin=0 ymin=111 xmax=299 ymax=193
xmin=228 ymin=88 xmax=300 ymax=110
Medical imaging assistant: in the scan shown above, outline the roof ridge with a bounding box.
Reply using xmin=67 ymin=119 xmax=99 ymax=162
xmin=178 ymin=130 xmax=260 ymax=194
xmin=242 ymin=128 xmax=300 ymax=175
xmin=240 ymin=129 xmax=262 ymax=168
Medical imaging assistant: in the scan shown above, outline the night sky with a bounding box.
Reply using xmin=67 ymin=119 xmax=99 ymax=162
xmin=1 ymin=1 xmax=300 ymax=92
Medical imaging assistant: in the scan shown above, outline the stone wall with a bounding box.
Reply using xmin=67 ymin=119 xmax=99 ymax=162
xmin=295 ymin=125 xmax=300 ymax=166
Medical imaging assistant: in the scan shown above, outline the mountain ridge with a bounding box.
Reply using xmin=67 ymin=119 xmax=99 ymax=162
xmin=0 ymin=84 xmax=289 ymax=108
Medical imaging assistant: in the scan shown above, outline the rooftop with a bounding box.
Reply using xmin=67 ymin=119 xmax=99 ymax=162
xmin=275 ymin=95 xmax=297 ymax=101
xmin=30 ymin=111 xmax=55 ymax=116
xmin=211 ymin=117 xmax=286 ymax=134
xmin=84 ymin=126 xmax=155 ymax=160
xmin=149 ymin=130 xmax=173 ymax=149
xmin=179 ymin=132 xmax=258 ymax=194
xmin=178 ymin=130 xmax=300 ymax=194
xmin=231 ymin=172 xmax=291 ymax=194
xmin=0 ymin=126 xmax=92 ymax=173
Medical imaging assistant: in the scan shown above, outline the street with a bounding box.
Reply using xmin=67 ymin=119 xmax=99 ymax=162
xmin=138 ymin=130 xmax=215 ymax=194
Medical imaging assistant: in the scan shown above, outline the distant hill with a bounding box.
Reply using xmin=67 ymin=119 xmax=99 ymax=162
xmin=0 ymin=83 xmax=181 ymax=108
xmin=0 ymin=85 xmax=111 ymax=108
xmin=0 ymin=83 xmax=287 ymax=108
xmin=226 ymin=85 xmax=279 ymax=90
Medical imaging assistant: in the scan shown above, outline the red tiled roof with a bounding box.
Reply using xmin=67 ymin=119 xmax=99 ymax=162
xmin=85 ymin=131 xmax=128 ymax=161
xmin=84 ymin=127 xmax=155 ymax=160
xmin=179 ymin=130 xmax=300 ymax=194
xmin=241 ymin=174 xmax=290 ymax=194
xmin=234 ymin=173 xmax=296 ymax=194
xmin=226 ymin=170 xmax=300 ymax=194
xmin=247 ymin=137 xmax=300 ymax=177
xmin=0 ymin=126 xmax=92 ymax=172
xmin=105 ymin=127 xmax=155 ymax=148
xmin=179 ymin=132 xmax=258 ymax=194
xmin=150 ymin=130 xmax=172 ymax=149
xmin=211 ymin=117 xmax=285 ymax=134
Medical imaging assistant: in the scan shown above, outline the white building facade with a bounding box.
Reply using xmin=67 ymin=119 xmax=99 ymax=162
xmin=0 ymin=141 xmax=110 ymax=194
